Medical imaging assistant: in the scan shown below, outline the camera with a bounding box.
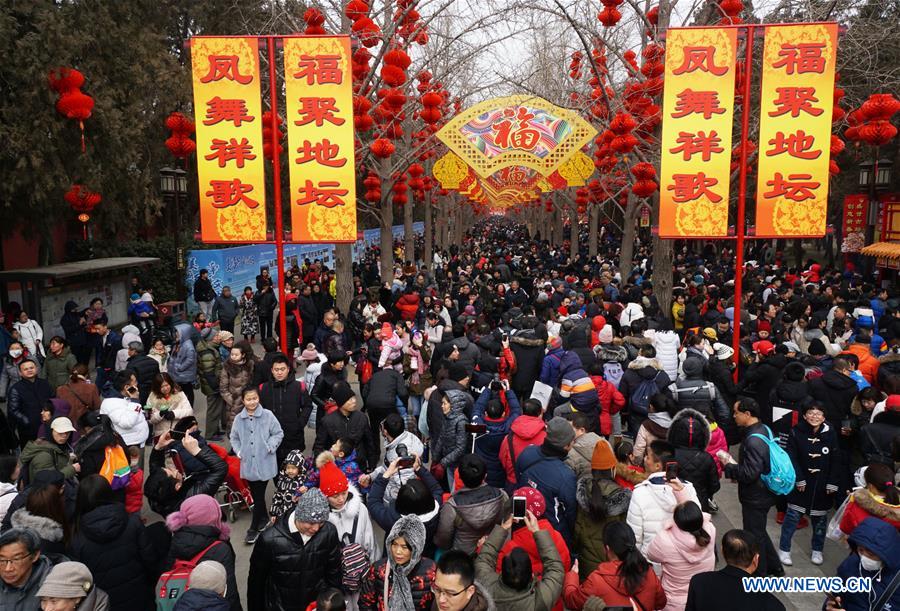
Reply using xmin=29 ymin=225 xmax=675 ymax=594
xmin=396 ymin=444 xmax=414 ymax=468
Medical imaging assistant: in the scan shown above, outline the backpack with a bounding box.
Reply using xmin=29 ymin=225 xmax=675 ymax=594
xmin=341 ymin=514 xmax=369 ymax=592
xmin=100 ymin=445 xmax=132 ymax=491
xmin=602 ymin=361 xmax=624 ymax=389
xmin=155 ymin=541 xmax=222 ymax=610
xmin=630 ymin=372 xmax=660 ymax=417
xmin=749 ymin=425 xmax=797 ymax=496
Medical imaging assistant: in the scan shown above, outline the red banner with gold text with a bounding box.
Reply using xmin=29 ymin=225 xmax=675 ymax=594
xmin=755 ymin=23 xmax=838 ymax=238
xmin=283 ymin=37 xmax=357 ymax=243
xmin=658 ymin=28 xmax=738 ymax=238
xmin=191 ymin=37 xmax=267 ymax=242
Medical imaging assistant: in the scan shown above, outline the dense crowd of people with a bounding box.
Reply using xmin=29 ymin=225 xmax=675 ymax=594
xmin=0 ymin=217 xmax=897 ymax=611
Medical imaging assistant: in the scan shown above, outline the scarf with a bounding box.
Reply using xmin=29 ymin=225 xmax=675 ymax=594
xmin=407 ymin=345 xmax=422 ymax=387
xmin=384 ymin=516 xmax=426 ymax=611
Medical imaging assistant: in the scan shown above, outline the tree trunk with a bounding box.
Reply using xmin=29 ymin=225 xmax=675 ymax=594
xmin=555 ymin=197 xmax=565 ymax=247
xmin=568 ymin=199 xmax=578 ymax=260
xmin=620 ymin=195 xmax=639 ymax=281
xmin=424 ymin=193 xmax=433 ymax=270
xmin=334 ymin=243 xmax=353 ymax=316
xmin=589 ymin=205 xmax=599 ymax=258
xmin=379 ymin=199 xmax=394 ymax=284
xmin=404 ymin=199 xmax=414 ymax=265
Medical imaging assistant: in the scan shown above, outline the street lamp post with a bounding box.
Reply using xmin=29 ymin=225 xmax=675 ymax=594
xmin=160 ymin=166 xmax=189 ymax=300
xmin=859 ymin=157 xmax=894 ymax=276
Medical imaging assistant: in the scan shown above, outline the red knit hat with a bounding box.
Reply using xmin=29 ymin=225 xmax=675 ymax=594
xmin=886 ymin=394 xmax=900 ymax=412
xmin=319 ymin=461 xmax=349 ymax=497
xmin=513 ymin=486 xmax=546 ymax=518
xmin=757 ymin=320 xmax=771 ymax=334
xmin=381 ymin=322 xmax=394 ymax=337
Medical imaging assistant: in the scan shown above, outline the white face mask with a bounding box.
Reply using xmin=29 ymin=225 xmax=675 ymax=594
xmin=860 ymin=554 xmax=883 ymax=572
xmin=8 ymin=350 xmax=22 ymax=358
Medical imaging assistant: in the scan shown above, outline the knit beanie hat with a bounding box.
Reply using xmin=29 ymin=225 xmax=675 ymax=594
xmin=35 ymin=562 xmax=95 ymax=599
xmin=513 ymin=486 xmax=546 ymax=518
xmin=381 ymin=322 xmax=394 ymax=338
xmin=294 ymin=488 xmax=330 ymax=523
xmin=189 ymin=561 xmax=227 ymax=595
xmin=165 ymin=493 xmax=231 ymax=540
xmin=756 ymin=320 xmax=771 ymax=334
xmin=319 ymin=460 xmax=349 ymax=497
xmin=591 ymin=439 xmax=617 ymax=470
xmin=597 ymin=325 xmax=614 ymax=344
xmin=809 ymin=338 xmax=827 ymax=356
xmin=332 ymin=381 xmax=356 ymax=409
xmin=545 ymin=417 xmax=575 ymax=449
xmin=218 ymin=331 xmax=234 ymax=342
xmin=448 ymin=362 xmax=468 ymax=382
xmin=300 ymin=344 xmax=319 ymax=361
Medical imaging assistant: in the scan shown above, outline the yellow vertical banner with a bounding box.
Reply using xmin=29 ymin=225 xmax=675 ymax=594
xmin=283 ymin=37 xmax=357 ymax=243
xmin=191 ymin=37 xmax=267 ymax=242
xmin=658 ymin=28 xmax=738 ymax=238
xmin=755 ymin=24 xmax=837 ymax=238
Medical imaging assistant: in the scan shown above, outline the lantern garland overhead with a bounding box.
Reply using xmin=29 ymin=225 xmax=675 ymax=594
xmin=165 ymin=111 xmax=196 ymax=159
xmin=48 ymin=67 xmax=94 ymax=153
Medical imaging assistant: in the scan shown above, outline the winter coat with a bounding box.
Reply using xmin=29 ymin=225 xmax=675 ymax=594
xmin=574 ymin=477 xmax=631 ymax=578
xmin=56 ymin=380 xmax=101 ymax=428
xmin=96 ymin=330 xmax=121 ymax=373
xmin=359 ymin=554 xmax=436 ymax=611
xmin=213 ymin=294 xmax=239 ymax=323
xmin=69 ymin=502 xmax=157 ymax=610
xmin=145 ymin=445 xmax=228 ymax=517
xmin=370 ymin=431 xmax=426 ymax=502
xmin=473 ymin=389 xmax=523 ymax=489
xmin=127 ymin=354 xmax=161 ymax=405
xmin=626 ymin=474 xmax=700 ymax=554
xmin=310 ymin=362 xmax=347 ymax=408
xmin=426 ymin=379 xmax=473 ymax=444
xmin=723 ymin=422 xmax=776 ymax=509
xmin=41 ymin=347 xmax=76 ymax=389
xmin=365 ymin=368 xmax=409 ymax=412
xmin=619 ymin=357 xmax=671 ymax=416
xmin=194 ymin=277 xmax=216 ymax=302
xmin=860 ymin=409 xmax=900 ymax=465
xmin=591 ymin=377 xmax=625 ymax=437
xmin=476 ymin=526 xmax=564 ymax=611
xmin=557 ymin=352 xmax=598 ymax=420
xmin=706 ymin=359 xmax=738 ymax=416
xmin=404 ymin=344 xmax=433 ymax=396
xmin=433 ymin=397 xmax=468 ymax=471
xmin=737 ymin=355 xmax=787 ymax=422
xmin=835 ymin=518 xmax=900 ymax=611
xmin=367 ymin=467 xmax=443 ymax=558
xmin=8 ymin=376 xmax=54 ymax=443
xmin=247 ymin=514 xmax=342 ymax=611
xmin=561 ymin=320 xmax=596 ymax=371
xmin=563 ymin=558 xmax=666 ymax=611
xmin=671 ymin=360 xmax=728 ymax=425
xmin=147 ymin=391 xmax=194 ymax=438
xmin=0 ymin=354 xmax=30 ymax=399
xmin=646 ymin=515 xmax=716 ymax=611
xmin=230 ymin=406 xmax=284 ymax=482
xmin=808 ymin=369 xmax=859 ymax=425
xmin=327 ymin=485 xmax=382 ymax=562
xmin=634 ymin=412 xmax=672 ymax=467
xmin=784 ymin=419 xmax=839 ymax=515
xmin=270 ymin=451 xmax=308 ymax=519
xmin=447 ymin=336 xmax=481 ymax=374
xmin=100 ymin=396 xmax=149 ymax=447
xmin=395 ymin=292 xmax=421 ymax=322
xmin=175 ymin=589 xmax=230 ymax=611
xmin=259 ymin=379 xmax=313 ymax=457
xmin=499 ymin=416 xmax=546 ymax=484
xmin=219 ymin=359 xmax=255 ymax=423
xmin=497 ymin=518 xmax=572 ymax=577
xmin=168 ymin=324 xmax=198 ymax=386
xmin=566 ymin=433 xmax=603 ymax=481
xmin=844 ymin=342 xmax=880 ymax=384
xmin=0 ymin=553 xmax=52 ymax=611
xmin=435 ymin=483 xmax=508 ymax=554
xmin=20 ymin=439 xmax=76 ymax=480
xmin=706 ymin=424 xmax=728 ymax=477
xmin=877 ymin=350 xmax=900 ymax=389
xmin=516 ymin=445 xmax=577 ymax=543
xmin=509 ymin=328 xmax=548 ymax=399
xmin=666 ymin=409 xmax=720 ymax=510
xmin=10 ymin=508 xmax=65 ymax=558
xmin=684 ymin=565 xmax=785 ymax=611
xmin=649 ymin=330 xmax=681 ymax=382
xmin=839 ymin=488 xmax=900 ymax=535
xmin=60 ymin=301 xmax=87 ymax=348
xmin=540 ymin=348 xmax=565 ymax=387
xmin=313 ymin=408 xmax=377 ymax=472
xmin=14 ymin=319 xmax=45 ymax=359
xmin=196 ymin=339 xmax=223 ymax=395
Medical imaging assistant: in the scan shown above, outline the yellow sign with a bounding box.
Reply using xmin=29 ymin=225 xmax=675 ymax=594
xmin=658 ymin=28 xmax=738 ymax=238
xmin=755 ymin=24 xmax=837 ymax=238
xmin=191 ymin=37 xmax=267 ymax=242
xmin=283 ymin=37 xmax=357 ymax=243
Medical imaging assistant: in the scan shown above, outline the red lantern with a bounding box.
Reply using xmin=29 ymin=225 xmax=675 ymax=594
xmin=631 ymin=162 xmax=657 ymax=180
xmin=48 ymin=67 xmax=85 ymax=94
xmin=304 ymin=8 xmax=327 ymax=34
xmin=859 ymin=120 xmax=898 ymax=146
xmin=165 ymin=135 xmax=197 ymax=159
xmin=65 ymin=184 xmax=101 ymax=239
xmin=597 ymin=7 xmax=621 ymax=26
xmin=381 ymin=65 xmax=407 ymax=87
xmin=384 ymin=49 xmax=412 ymax=69
xmin=371 ymin=138 xmax=396 ymax=158
xmin=346 ymin=0 xmax=369 ymax=19
xmin=860 ymin=94 xmax=900 ymax=122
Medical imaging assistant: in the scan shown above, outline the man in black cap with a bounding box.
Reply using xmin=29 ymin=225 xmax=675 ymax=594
xmin=312 ymin=381 xmax=377 ymax=471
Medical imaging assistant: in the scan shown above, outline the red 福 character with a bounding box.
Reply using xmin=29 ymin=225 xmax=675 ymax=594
xmin=204 ymin=138 xmax=257 ymax=168
xmin=199 ymin=55 xmax=253 ymax=84
xmin=769 ymin=87 xmax=823 ymax=118
xmin=206 ymin=179 xmax=260 ymax=209
xmin=672 ymin=46 xmax=728 ymax=76
xmin=763 ymin=173 xmax=820 ymax=201
xmin=672 ymin=90 xmax=726 ymax=120
xmin=295 ymin=139 xmax=347 ymax=167
xmin=294 ymin=54 xmax=343 ymax=85
xmin=670 ymin=130 xmax=724 ymax=162
xmin=491 ymin=108 xmax=541 ymax=150
xmin=667 ymin=173 xmax=722 ymax=203
xmin=295 ymin=98 xmax=346 ymax=127
xmin=771 ymin=43 xmax=826 ymax=75
xmin=765 ymin=130 xmax=821 ymax=160
xmin=296 ymin=180 xmax=349 ymax=208
xmin=203 ymin=97 xmax=255 ymax=127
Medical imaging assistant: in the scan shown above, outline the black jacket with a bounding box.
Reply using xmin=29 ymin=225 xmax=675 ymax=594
xmin=254 ymin=288 xmax=278 ymax=316
xmin=667 ymin=408 xmax=720 ymax=510
xmin=259 ymin=379 xmax=313 ymax=456
xmin=860 ymin=409 xmax=900 ymax=464
xmin=60 ymin=303 xmax=87 ymax=348
xmin=508 ymin=324 xmax=547 ymax=399
xmin=724 ymin=422 xmax=775 ymax=509
xmin=126 ymin=354 xmax=161 ymax=405
xmin=364 ymin=368 xmax=409 ymax=412
xmin=312 ymin=409 xmax=376 ymax=471
xmin=7 ymin=377 xmax=54 ymax=443
xmin=193 ymin=277 xmax=217 ymax=303
xmin=808 ymin=370 xmax=858 ymax=425
xmin=145 ymin=445 xmax=228 ymax=516
xmin=175 ymin=588 xmax=230 ymax=611
xmin=68 ymin=503 xmax=157 ymax=610
xmin=737 ymin=355 xmax=787 ymax=423
xmin=310 ymin=363 xmax=347 ymax=409
xmin=164 ymin=525 xmax=242 ymax=611
xmin=299 ymin=296 xmax=319 ymax=338
xmin=685 ymin=566 xmax=785 ymax=611
xmin=247 ymin=514 xmax=342 ymax=611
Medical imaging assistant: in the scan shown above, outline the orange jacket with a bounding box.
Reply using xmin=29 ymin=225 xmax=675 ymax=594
xmin=844 ymin=343 xmax=880 ymax=385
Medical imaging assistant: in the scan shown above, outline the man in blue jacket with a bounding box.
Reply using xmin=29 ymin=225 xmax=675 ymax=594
xmin=472 ymin=381 xmax=522 ymax=490
xmin=516 ymin=416 xmax=577 ymax=544
xmin=168 ymin=323 xmax=198 ymax=406
xmin=828 ymin=517 xmax=900 ymax=611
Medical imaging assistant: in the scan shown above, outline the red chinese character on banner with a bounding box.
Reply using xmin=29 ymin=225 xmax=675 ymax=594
xmin=671 ymin=89 xmax=726 ymax=120
xmin=206 ymin=179 xmax=260 ymax=209
xmin=769 ymin=87 xmax=824 ymax=118
xmin=491 ymin=108 xmax=541 ymax=150
xmin=293 ymin=54 xmax=343 ymax=85
xmin=204 ymin=138 xmax=257 ymax=168
xmin=295 ymin=98 xmax=346 ymax=127
xmin=672 ymin=47 xmax=729 ymax=76
xmin=771 ymin=43 xmax=827 ymax=75
xmin=765 ymin=130 xmax=821 ymax=159
xmin=199 ymin=55 xmax=253 ymax=84
xmin=296 ymin=180 xmax=349 ymax=208
xmin=763 ymin=172 xmax=820 ymax=201
xmin=669 ymin=130 xmax=724 ymax=162
xmin=203 ymin=97 xmax=255 ymax=127
xmin=667 ymin=173 xmax=722 ymax=203
xmin=295 ymin=139 xmax=348 ymax=167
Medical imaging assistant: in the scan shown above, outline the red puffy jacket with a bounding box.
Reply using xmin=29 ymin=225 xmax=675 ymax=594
xmin=395 ymin=293 xmax=420 ymax=321
xmin=590 ymin=375 xmax=625 ymax=436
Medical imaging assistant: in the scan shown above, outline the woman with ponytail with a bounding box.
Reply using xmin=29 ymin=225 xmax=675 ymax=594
xmin=563 ymin=521 xmax=666 ymax=610
xmin=646 ymin=501 xmax=716 ymax=611
xmin=839 ymin=462 xmax=900 ymax=535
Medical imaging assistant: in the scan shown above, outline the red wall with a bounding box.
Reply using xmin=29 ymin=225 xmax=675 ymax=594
xmin=2 ymin=224 xmax=70 ymax=270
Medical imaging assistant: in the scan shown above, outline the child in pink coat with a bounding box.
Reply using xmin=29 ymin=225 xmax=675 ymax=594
xmin=378 ymin=322 xmax=404 ymax=372
xmin=704 ymin=413 xmax=729 ymax=477
xmin=646 ymin=501 xmax=716 ymax=611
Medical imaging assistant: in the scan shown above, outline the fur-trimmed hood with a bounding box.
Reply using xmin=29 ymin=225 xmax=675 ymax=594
xmin=615 ymin=462 xmax=649 ymax=486
xmin=10 ymin=509 xmax=64 ymax=542
xmin=852 ymin=488 xmax=900 ymax=523
xmin=667 ymin=407 xmax=712 ymax=450
xmin=623 ymin=335 xmax=652 ymax=348
xmin=509 ymin=333 xmax=547 ymax=348
xmin=576 ymin=476 xmax=631 ymax=517
xmin=628 ymin=356 xmax=662 ymax=371
xmin=594 ymin=343 xmax=628 ymax=363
